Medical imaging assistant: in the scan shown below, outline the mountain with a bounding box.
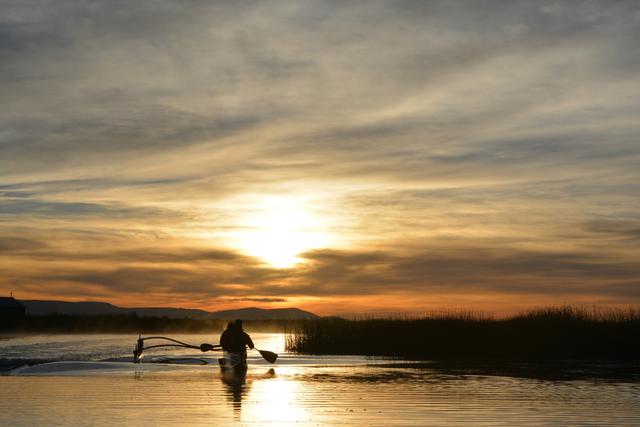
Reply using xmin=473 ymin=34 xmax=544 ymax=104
xmin=19 ymin=300 xmax=318 ymax=319
xmin=209 ymin=307 xmax=318 ymax=320
xmin=20 ymin=300 xmax=211 ymax=318
xmin=22 ymin=300 xmax=127 ymax=316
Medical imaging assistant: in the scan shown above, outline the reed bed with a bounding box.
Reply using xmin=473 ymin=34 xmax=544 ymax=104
xmin=286 ymin=306 xmax=640 ymax=361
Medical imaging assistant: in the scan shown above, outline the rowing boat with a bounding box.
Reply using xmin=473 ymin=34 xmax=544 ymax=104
xmin=133 ymin=336 xmax=277 ymax=369
xmin=219 ymin=351 xmax=248 ymax=374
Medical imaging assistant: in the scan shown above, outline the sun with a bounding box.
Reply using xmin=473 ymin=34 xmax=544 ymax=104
xmin=233 ymin=196 xmax=332 ymax=268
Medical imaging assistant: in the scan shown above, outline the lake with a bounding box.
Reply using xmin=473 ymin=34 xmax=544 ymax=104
xmin=1 ymin=333 xmax=639 ymax=426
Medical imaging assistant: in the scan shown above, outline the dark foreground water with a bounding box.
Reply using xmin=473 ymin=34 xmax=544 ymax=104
xmin=1 ymin=334 xmax=639 ymax=426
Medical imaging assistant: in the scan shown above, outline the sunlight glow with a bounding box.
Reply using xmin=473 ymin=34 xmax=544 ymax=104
xmin=234 ymin=196 xmax=333 ymax=268
xmin=246 ymin=376 xmax=308 ymax=424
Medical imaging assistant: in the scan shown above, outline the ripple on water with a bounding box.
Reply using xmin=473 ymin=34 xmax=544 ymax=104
xmin=1 ymin=334 xmax=639 ymax=426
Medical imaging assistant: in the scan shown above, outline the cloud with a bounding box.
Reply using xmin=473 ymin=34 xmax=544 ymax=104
xmin=0 ymin=198 xmax=177 ymax=220
xmin=228 ymin=297 xmax=287 ymax=303
xmin=583 ymin=220 xmax=640 ymax=242
xmin=2 ymin=0 xmax=640 ymax=311
xmin=3 ymin=0 xmax=639 ymax=184
xmin=283 ymin=247 xmax=640 ymax=299
xmin=3 ymin=237 xmax=639 ymax=306
xmin=0 ymin=236 xmax=46 ymax=253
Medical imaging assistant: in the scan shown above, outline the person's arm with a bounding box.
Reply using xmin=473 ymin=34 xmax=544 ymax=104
xmin=245 ymin=333 xmax=254 ymax=349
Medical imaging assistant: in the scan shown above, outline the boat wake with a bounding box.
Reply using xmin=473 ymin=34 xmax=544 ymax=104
xmin=3 ymin=353 xmax=394 ymax=376
xmin=1 ymin=358 xmax=56 ymax=373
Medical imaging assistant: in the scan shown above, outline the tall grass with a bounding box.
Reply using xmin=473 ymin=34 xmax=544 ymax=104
xmin=286 ymin=306 xmax=640 ymax=361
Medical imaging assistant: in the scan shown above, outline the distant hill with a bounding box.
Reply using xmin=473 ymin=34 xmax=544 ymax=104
xmin=19 ymin=300 xmax=318 ymax=320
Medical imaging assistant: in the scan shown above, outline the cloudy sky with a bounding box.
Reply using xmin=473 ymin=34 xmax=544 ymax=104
xmin=1 ymin=0 xmax=639 ymax=314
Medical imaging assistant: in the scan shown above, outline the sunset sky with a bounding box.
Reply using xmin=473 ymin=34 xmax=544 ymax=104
xmin=1 ymin=0 xmax=639 ymax=315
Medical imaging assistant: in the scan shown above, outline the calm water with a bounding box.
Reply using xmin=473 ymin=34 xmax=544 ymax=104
xmin=1 ymin=333 xmax=639 ymax=426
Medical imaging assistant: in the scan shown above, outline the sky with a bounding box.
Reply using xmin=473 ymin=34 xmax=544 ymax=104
xmin=1 ymin=0 xmax=639 ymax=315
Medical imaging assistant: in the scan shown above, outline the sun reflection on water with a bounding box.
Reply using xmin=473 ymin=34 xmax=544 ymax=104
xmin=243 ymin=376 xmax=307 ymax=424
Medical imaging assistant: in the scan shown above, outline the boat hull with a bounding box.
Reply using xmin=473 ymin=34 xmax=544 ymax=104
xmin=219 ymin=351 xmax=248 ymax=374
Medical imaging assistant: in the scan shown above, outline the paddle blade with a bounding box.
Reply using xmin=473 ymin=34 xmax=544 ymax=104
xmin=258 ymin=349 xmax=278 ymax=364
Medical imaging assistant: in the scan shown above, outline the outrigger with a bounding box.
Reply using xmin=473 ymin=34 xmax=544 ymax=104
xmin=132 ymin=335 xmax=278 ymax=372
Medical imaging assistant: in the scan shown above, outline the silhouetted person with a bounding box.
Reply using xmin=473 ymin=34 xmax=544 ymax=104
xmin=220 ymin=319 xmax=254 ymax=363
xmin=220 ymin=321 xmax=235 ymax=346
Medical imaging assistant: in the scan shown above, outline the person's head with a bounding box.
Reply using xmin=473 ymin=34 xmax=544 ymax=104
xmin=234 ymin=319 xmax=243 ymax=331
xmin=226 ymin=321 xmax=235 ymax=331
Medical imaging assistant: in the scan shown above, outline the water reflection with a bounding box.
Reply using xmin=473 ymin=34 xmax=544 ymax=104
xmin=2 ymin=334 xmax=639 ymax=426
xmin=1 ymin=365 xmax=639 ymax=426
xmin=221 ymin=369 xmax=248 ymax=420
xmin=220 ymin=368 xmax=276 ymax=421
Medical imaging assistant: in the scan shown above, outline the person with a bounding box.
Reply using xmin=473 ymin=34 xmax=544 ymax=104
xmin=219 ymin=319 xmax=254 ymax=369
xmin=220 ymin=321 xmax=235 ymax=348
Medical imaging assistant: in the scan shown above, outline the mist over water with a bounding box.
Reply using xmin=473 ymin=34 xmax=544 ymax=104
xmin=1 ymin=334 xmax=639 ymax=426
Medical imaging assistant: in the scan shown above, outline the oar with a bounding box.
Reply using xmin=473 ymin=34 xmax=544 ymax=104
xmin=253 ymin=348 xmax=278 ymax=363
xmin=133 ymin=336 xmax=221 ymax=362
xmin=140 ymin=336 xmax=220 ymax=352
